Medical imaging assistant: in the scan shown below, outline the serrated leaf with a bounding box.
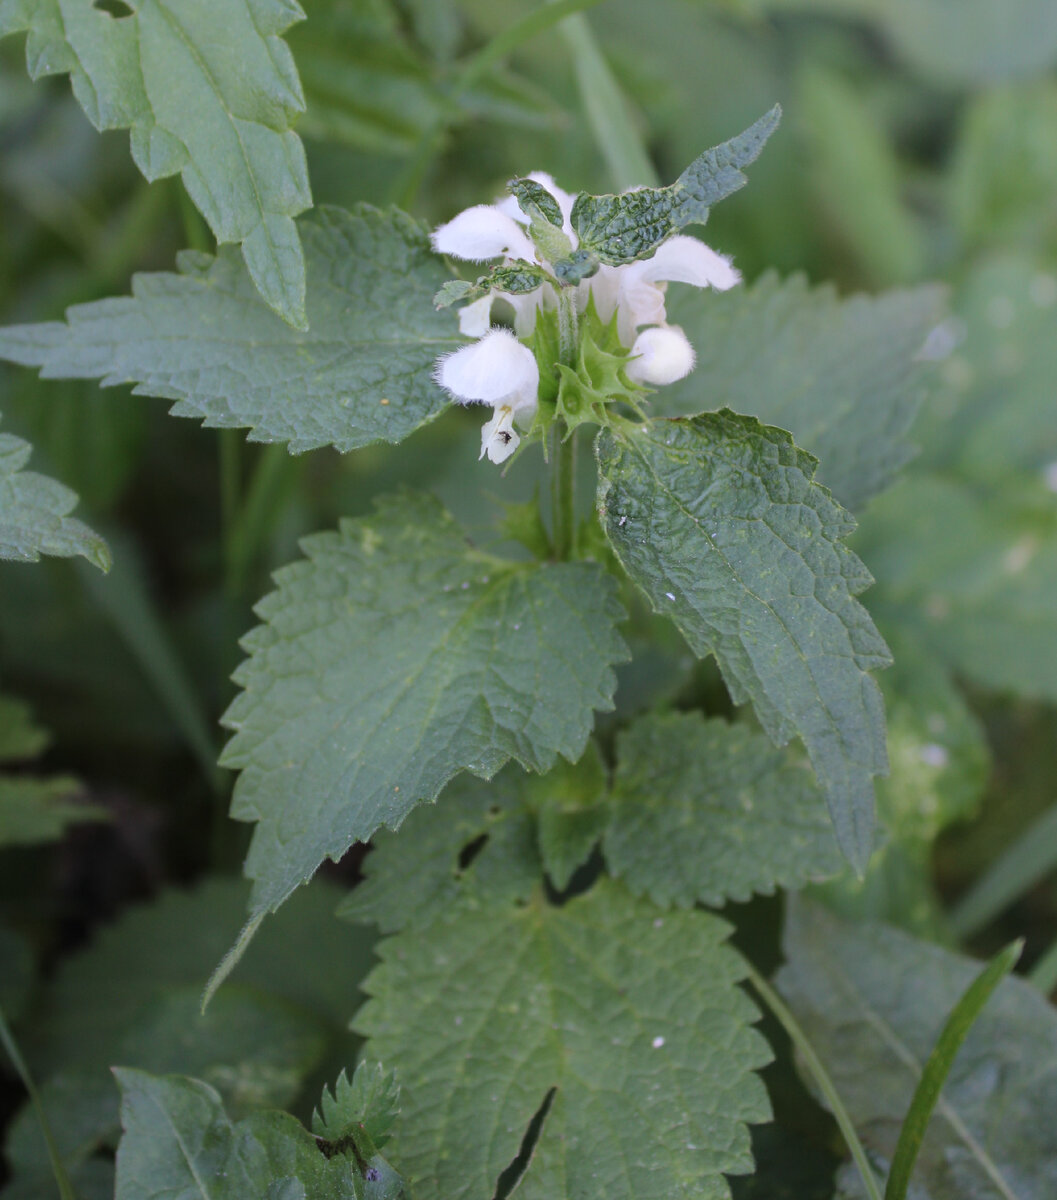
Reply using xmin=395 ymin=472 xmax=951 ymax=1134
xmin=777 ymin=898 xmax=1057 ymax=1199
xmin=5 ymin=878 xmax=374 ymax=1197
xmin=354 ymin=879 xmax=772 ymax=1200
xmin=858 ymin=474 xmax=1057 ymax=703
xmin=223 ymin=492 xmax=628 ymax=917
xmin=568 ymin=105 xmax=780 ymax=266
xmin=660 ymin=273 xmax=945 ymax=511
xmin=597 ymin=411 xmax=890 ymax=873
xmin=0 ymin=206 xmax=460 ymax=454
xmin=114 ymin=1069 xmax=408 ymax=1200
xmin=313 ymin=1062 xmax=400 ymax=1149
xmin=338 ymin=769 xmax=541 ymax=936
xmin=0 ymin=685 xmax=104 ymax=847
xmin=0 ymin=0 xmax=313 ymax=327
xmin=0 ymin=413 xmax=110 ymax=568
xmin=528 ymin=742 xmax=609 ymax=891
xmin=605 ymin=712 xmax=842 ymax=907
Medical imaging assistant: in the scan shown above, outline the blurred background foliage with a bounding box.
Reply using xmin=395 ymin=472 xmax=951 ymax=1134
xmin=1 ymin=0 xmax=1056 ymax=1195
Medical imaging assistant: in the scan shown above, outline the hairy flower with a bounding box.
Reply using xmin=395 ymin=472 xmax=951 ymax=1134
xmin=432 ymin=172 xmax=740 ymax=460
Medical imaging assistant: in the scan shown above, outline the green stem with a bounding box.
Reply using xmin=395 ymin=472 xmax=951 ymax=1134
xmin=552 ymin=428 xmax=578 ymax=560
xmin=0 ymin=1006 xmax=76 ymax=1200
xmin=392 ymin=0 xmax=609 ymax=208
xmin=745 ymin=963 xmax=885 ymax=1200
xmin=560 ymin=13 xmax=659 ymax=190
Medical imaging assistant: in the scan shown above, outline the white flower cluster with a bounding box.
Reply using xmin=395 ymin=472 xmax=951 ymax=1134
xmin=432 ymin=173 xmax=740 ymax=464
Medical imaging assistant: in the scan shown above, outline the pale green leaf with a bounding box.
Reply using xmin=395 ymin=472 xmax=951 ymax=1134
xmin=796 ymin=65 xmax=923 ymax=286
xmin=0 ymin=414 xmax=110 ymax=569
xmin=597 ymin=411 xmax=891 ymax=872
xmin=949 ymin=83 xmax=1057 ymax=253
xmin=313 ymin=1061 xmax=400 ymax=1149
xmin=223 ymin=492 xmax=628 ymax=917
xmin=355 ymin=879 xmax=773 ymax=1200
xmin=114 ymin=1069 xmax=408 ymax=1200
xmin=0 ymin=0 xmax=313 ymax=327
xmin=760 ymin=0 xmax=1057 ymax=87
xmin=858 ymin=474 xmax=1057 ymax=703
xmin=661 ymin=274 xmax=945 ymax=511
xmin=567 ymin=105 xmax=780 ymax=267
xmin=338 ymin=769 xmax=542 ymax=936
xmin=0 ymin=774 xmax=104 ymax=847
xmin=913 ymin=256 xmax=1057 ymax=487
xmin=777 ymin=898 xmax=1057 ymax=1199
xmin=0 ymin=691 xmax=48 ymax=761
xmin=0 ymin=206 xmax=461 ymax=454
xmin=605 ymin=712 xmax=842 ymax=907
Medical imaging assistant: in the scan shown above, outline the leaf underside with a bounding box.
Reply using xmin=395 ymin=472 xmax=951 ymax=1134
xmin=0 ymin=0 xmax=314 ymax=327
xmin=597 ymin=410 xmax=891 ymax=872
xmin=0 ymin=206 xmax=461 ymax=455
xmin=222 ymin=492 xmax=628 ymax=917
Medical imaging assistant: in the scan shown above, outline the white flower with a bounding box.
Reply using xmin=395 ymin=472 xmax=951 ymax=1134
xmin=626 ymin=325 xmax=696 ymax=386
xmin=432 ymin=173 xmax=741 ymax=462
xmin=434 ymin=328 xmax=539 ymax=464
xmin=592 ymin=235 xmax=740 ymax=345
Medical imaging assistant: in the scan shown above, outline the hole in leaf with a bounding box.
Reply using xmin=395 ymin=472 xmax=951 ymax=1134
xmin=93 ymin=0 xmax=134 ymax=15
xmin=457 ymin=832 xmax=489 ymax=872
xmin=544 ymin=847 xmax=605 ymax=907
xmin=493 ymin=1087 xmax=556 ymax=1200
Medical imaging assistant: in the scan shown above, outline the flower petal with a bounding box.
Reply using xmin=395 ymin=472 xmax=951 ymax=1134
xmin=435 ymin=328 xmax=540 ymax=407
xmin=626 ymin=325 xmax=696 ymax=386
xmin=635 ymin=235 xmax=740 ymax=290
xmin=431 ymin=205 xmax=537 ymax=263
xmin=458 ymin=295 xmax=494 ymax=338
xmin=480 ymin=404 xmax=521 ymax=463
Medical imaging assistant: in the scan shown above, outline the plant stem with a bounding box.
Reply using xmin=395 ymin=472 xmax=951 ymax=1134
xmin=552 ymin=428 xmax=578 ymax=560
xmin=745 ymin=963 xmax=885 ymax=1200
xmin=0 ymin=1006 xmax=76 ymax=1200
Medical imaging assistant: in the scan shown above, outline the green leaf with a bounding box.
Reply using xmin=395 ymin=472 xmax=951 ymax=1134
xmin=0 ymin=686 xmax=105 ymax=848
xmin=949 ymin=83 xmax=1057 ymax=253
xmin=114 ymin=1069 xmax=409 ymax=1199
xmin=528 ymin=741 xmax=609 ymax=891
xmin=0 ymin=414 xmax=110 ymax=569
xmin=604 ymin=712 xmax=842 ymax=907
xmin=913 ymin=256 xmax=1057 ymax=487
xmin=4 ymin=878 xmax=374 ymax=1197
xmin=337 ymin=769 xmax=541 ymax=936
xmin=797 ymin=65 xmax=923 ymax=287
xmin=223 ymin=492 xmax=628 ymax=917
xmin=0 ymin=0 xmax=313 ymax=327
xmin=761 ymin=0 xmax=1057 ymax=87
xmin=597 ymin=411 xmax=891 ymax=873
xmin=0 ymin=775 xmax=104 ymax=847
xmin=777 ymin=898 xmax=1057 ymax=1199
xmin=568 ymin=105 xmax=780 ymax=266
xmin=355 ymin=879 xmax=773 ymax=1200
xmin=858 ymin=474 xmax=1057 ymax=703
xmin=0 ymin=206 xmax=461 ymax=454
xmin=660 ymin=273 xmax=945 ymax=511
xmin=313 ymin=1062 xmax=400 ymax=1149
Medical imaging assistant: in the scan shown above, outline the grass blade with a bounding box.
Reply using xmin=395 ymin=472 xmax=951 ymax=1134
xmin=883 ymin=939 xmax=1023 ymax=1200
xmin=0 ymin=1005 xmax=75 ymax=1200
xmin=949 ymin=802 xmax=1057 ymax=939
